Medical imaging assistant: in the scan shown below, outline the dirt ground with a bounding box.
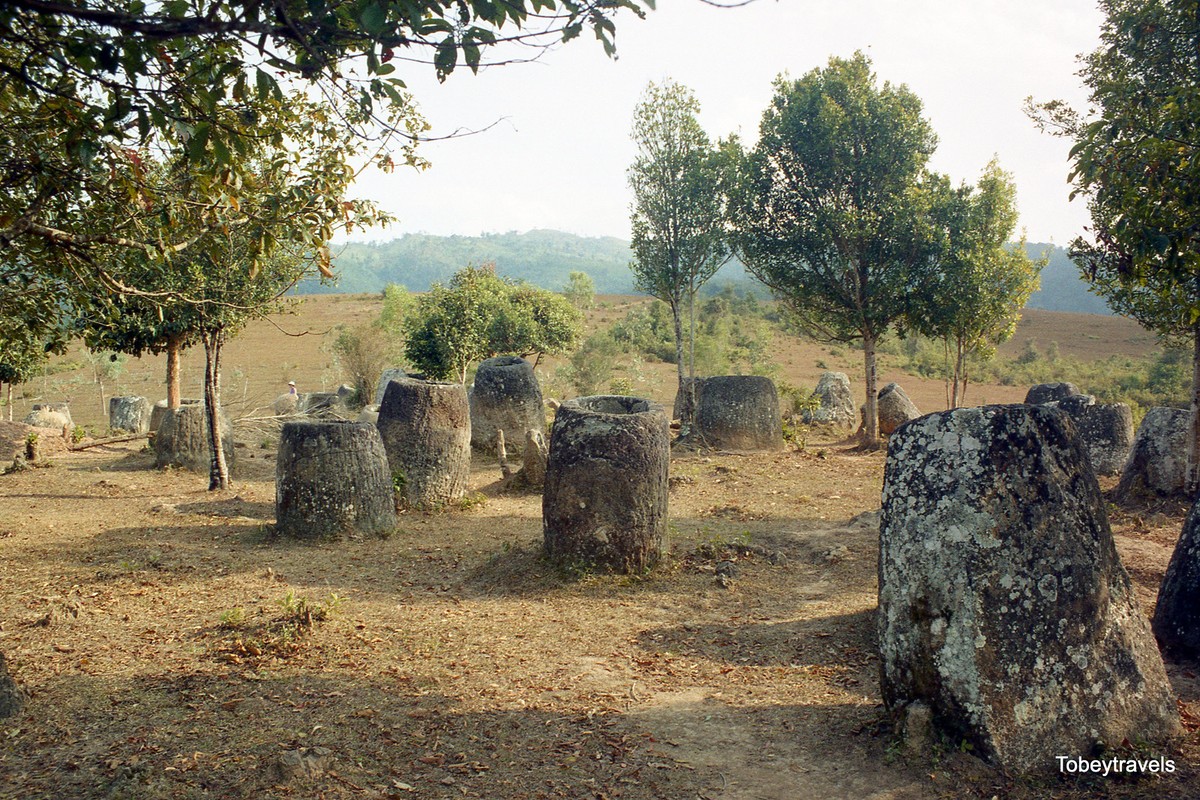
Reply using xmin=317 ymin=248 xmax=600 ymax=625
xmin=1 ymin=296 xmax=1194 ymax=798
xmin=1 ymin=426 xmax=1199 ymax=800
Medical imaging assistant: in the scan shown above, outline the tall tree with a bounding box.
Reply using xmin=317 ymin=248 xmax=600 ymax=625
xmin=1030 ymin=0 xmax=1200 ymax=494
xmin=915 ymin=162 xmax=1044 ymax=408
xmin=628 ymin=79 xmax=731 ymax=423
xmin=729 ymin=53 xmax=937 ymax=445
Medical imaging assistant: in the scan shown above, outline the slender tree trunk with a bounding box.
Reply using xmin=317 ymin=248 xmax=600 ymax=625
xmin=670 ymin=297 xmax=686 ymax=404
xmin=943 ymin=338 xmax=952 ymax=409
xmin=203 ymin=329 xmax=230 ymax=491
xmin=166 ymin=335 xmax=182 ymax=409
xmin=687 ymin=287 xmax=698 ymax=426
xmin=861 ymin=331 xmax=880 ymax=446
xmin=5 ymin=383 xmax=10 ymax=421
xmin=1186 ymin=323 xmax=1200 ymax=497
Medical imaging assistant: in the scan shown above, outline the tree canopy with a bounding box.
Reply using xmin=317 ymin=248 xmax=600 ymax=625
xmin=729 ymin=52 xmax=938 ymax=444
xmin=1030 ymin=0 xmax=1200 ymax=493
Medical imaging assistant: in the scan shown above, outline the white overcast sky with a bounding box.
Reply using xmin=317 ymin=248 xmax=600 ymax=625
xmin=347 ymin=0 xmax=1104 ymax=245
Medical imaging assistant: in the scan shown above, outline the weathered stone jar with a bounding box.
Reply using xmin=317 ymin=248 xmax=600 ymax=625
xmin=878 ymin=404 xmax=1178 ymax=773
xmin=154 ymin=403 xmax=235 ymax=472
xmin=693 ymin=375 xmax=782 ymax=450
xmin=469 ymin=355 xmax=545 ymax=454
xmin=275 ymin=420 xmax=395 ymax=539
xmin=542 ymin=395 xmax=669 ymax=573
xmin=377 ymin=377 xmax=471 ymax=509
xmin=109 ymin=395 xmax=152 ymax=434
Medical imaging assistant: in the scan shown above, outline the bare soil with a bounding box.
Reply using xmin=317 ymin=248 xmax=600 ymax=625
xmin=1 ymin=297 xmax=1197 ymax=799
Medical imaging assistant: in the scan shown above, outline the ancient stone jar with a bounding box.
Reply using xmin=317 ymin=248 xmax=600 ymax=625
xmin=1024 ymin=382 xmax=1079 ymax=405
xmin=377 ymin=377 xmax=471 ymax=509
xmin=469 ymin=356 xmax=545 ymax=455
xmin=149 ymin=398 xmax=201 ymax=433
xmin=154 ymin=403 xmax=236 ymax=472
xmin=1116 ymin=406 xmax=1189 ymax=499
xmin=275 ymin=420 xmax=395 ymax=540
xmin=1046 ymin=395 xmax=1134 ymax=476
xmin=1153 ymin=497 xmax=1200 ymax=658
xmin=693 ymin=375 xmax=782 ymax=450
xmin=108 ymin=395 xmax=152 ymax=434
xmin=802 ymin=371 xmax=856 ymax=427
xmin=23 ymin=405 xmax=71 ymax=430
xmin=879 ymin=404 xmax=1179 ymax=773
xmin=543 ymin=396 xmax=669 ymax=573
xmin=374 ymin=368 xmax=408 ymax=405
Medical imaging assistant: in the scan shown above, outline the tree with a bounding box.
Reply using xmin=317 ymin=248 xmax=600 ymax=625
xmin=562 ymin=270 xmax=597 ymax=310
xmin=629 ymin=79 xmax=731 ymax=423
xmin=0 ymin=261 xmax=71 ymax=420
xmin=914 ymin=162 xmax=1044 ymax=408
xmin=0 ymin=0 xmax=649 ymax=271
xmin=1029 ymin=0 xmax=1200 ymax=493
xmin=404 ymin=265 xmax=582 ymax=382
xmin=729 ymin=53 xmax=937 ymax=445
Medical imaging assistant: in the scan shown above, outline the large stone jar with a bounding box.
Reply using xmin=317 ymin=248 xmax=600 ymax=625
xmin=154 ymin=403 xmax=235 ymax=472
xmin=109 ymin=395 xmax=152 ymax=434
xmin=693 ymin=375 xmax=782 ymax=450
xmin=377 ymin=378 xmax=471 ymax=509
xmin=469 ymin=356 xmax=545 ymax=455
xmin=275 ymin=420 xmax=395 ymax=540
xmin=543 ymin=396 xmax=669 ymax=573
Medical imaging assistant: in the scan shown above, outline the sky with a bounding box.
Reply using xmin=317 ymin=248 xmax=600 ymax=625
xmin=346 ymin=0 xmax=1105 ymax=245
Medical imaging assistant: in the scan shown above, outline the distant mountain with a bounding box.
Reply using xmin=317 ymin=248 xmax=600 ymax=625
xmin=1024 ymin=242 xmax=1113 ymax=316
xmin=302 ymin=231 xmax=1114 ymax=316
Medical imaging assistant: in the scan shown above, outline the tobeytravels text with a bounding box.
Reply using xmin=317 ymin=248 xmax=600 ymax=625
xmin=1057 ymin=755 xmax=1175 ymax=775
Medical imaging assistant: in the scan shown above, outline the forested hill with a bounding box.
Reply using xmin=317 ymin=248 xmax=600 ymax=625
xmin=1024 ymin=242 xmax=1112 ymax=315
xmin=305 ymin=230 xmax=1112 ymax=316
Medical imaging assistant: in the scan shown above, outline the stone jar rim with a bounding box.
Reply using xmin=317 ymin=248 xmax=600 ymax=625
xmin=562 ymin=395 xmax=663 ymax=418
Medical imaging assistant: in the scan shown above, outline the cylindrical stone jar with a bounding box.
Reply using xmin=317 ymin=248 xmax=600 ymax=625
xmin=109 ymin=395 xmax=152 ymax=433
xmin=275 ymin=420 xmax=395 ymax=539
xmin=469 ymin=355 xmax=545 ymax=454
xmin=542 ymin=395 xmax=670 ymax=573
xmin=693 ymin=375 xmax=783 ymax=450
xmin=377 ymin=377 xmax=472 ymax=509
xmin=154 ymin=403 xmax=236 ymax=472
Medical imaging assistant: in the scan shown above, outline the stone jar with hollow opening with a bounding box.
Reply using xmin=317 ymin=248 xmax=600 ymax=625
xmin=377 ymin=377 xmax=471 ymax=509
xmin=469 ymin=355 xmax=545 ymax=455
xmin=542 ymin=395 xmax=669 ymax=573
xmin=275 ymin=420 xmax=395 ymax=540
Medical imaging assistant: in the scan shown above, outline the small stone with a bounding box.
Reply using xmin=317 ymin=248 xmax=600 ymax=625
xmin=902 ymin=701 xmax=933 ymax=757
xmin=272 ymin=747 xmax=333 ymax=782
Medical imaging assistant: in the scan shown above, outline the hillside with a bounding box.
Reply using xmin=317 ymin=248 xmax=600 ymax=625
xmin=315 ymin=231 xmax=1112 ymax=316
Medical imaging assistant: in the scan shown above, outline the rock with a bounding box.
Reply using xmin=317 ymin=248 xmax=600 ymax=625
xmin=803 ymin=371 xmax=856 ymax=427
xmin=543 ymin=396 xmax=669 ymax=573
xmin=1116 ymin=407 xmax=1189 ymax=500
xmin=876 ymin=382 xmax=921 ymax=435
xmin=30 ymin=402 xmax=71 ymax=425
xmin=374 ymin=368 xmax=408 ymax=405
xmin=272 ymin=393 xmax=300 ymax=416
xmin=357 ymin=404 xmax=380 ymax=426
xmin=879 ymin=404 xmax=1179 ymax=773
xmin=1045 ymin=395 xmax=1134 ymax=476
xmin=377 ymin=378 xmax=471 ymax=509
xmin=23 ymin=408 xmax=69 ymax=430
xmin=299 ymin=392 xmax=344 ymax=417
xmin=901 ymin=701 xmax=933 ymax=758
xmin=272 ymin=747 xmax=333 ymax=783
xmin=1153 ymin=498 xmax=1200 ymax=658
xmin=108 ymin=395 xmax=152 ymax=433
xmin=469 ymin=356 xmax=545 ymax=455
xmin=1023 ymin=382 xmax=1079 ymax=405
xmin=692 ymin=375 xmax=782 ymax=451
xmin=0 ymin=651 xmax=24 ymax=719
xmin=275 ymin=420 xmax=395 ymax=540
